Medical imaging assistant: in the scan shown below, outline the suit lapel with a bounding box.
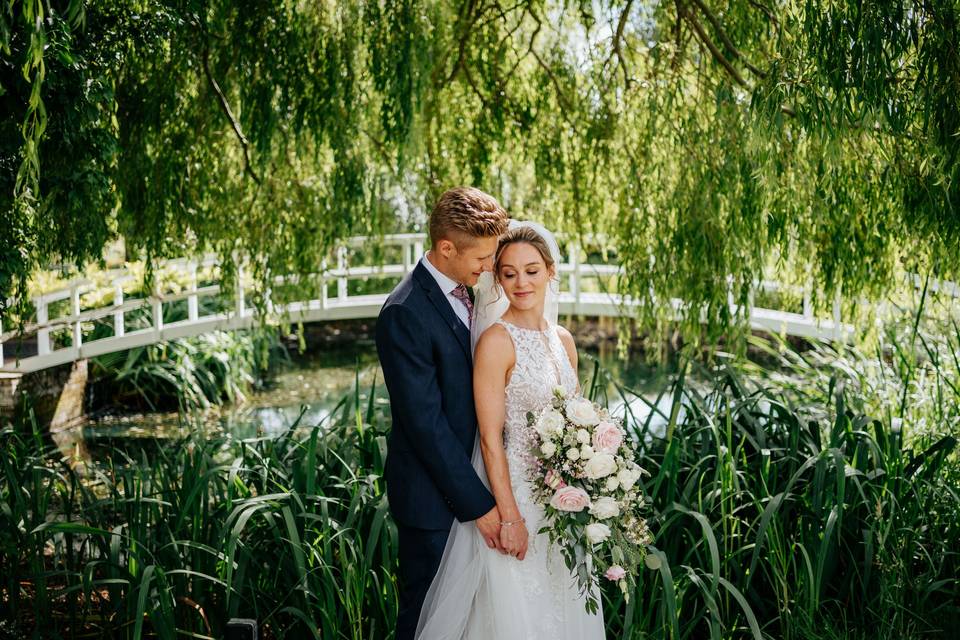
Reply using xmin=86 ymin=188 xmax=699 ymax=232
xmin=413 ymin=262 xmax=473 ymax=363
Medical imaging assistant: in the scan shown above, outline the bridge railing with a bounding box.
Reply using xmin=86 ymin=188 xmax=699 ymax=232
xmin=1 ymin=233 xmax=956 ymax=373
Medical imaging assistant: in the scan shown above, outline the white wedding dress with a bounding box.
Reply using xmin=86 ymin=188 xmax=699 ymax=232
xmin=414 ymin=318 xmax=605 ymax=639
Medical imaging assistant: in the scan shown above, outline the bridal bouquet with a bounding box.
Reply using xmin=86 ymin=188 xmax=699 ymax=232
xmin=528 ymin=387 xmax=652 ymax=613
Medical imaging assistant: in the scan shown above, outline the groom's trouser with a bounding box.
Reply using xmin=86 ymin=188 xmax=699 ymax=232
xmin=395 ymin=524 xmax=451 ymax=640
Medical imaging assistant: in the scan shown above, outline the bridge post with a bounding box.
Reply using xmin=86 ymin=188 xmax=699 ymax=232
xmin=319 ymin=258 xmax=328 ymax=310
xmin=402 ymin=237 xmax=411 ymax=272
xmin=188 ymin=261 xmax=199 ymax=322
xmin=264 ymin=284 xmax=275 ymax=316
xmin=37 ymin=296 xmax=50 ymax=356
xmin=568 ymin=244 xmax=581 ymax=315
xmin=71 ymin=285 xmax=82 ymax=352
xmin=337 ymin=246 xmax=348 ymax=302
xmin=113 ymin=282 xmax=125 ymax=337
xmin=151 ymin=292 xmax=163 ymax=339
xmin=235 ymin=262 xmax=246 ymax=318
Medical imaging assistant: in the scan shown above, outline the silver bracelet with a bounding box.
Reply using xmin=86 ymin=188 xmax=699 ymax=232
xmin=500 ymin=517 xmax=526 ymax=526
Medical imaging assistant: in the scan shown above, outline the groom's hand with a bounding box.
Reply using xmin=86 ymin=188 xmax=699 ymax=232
xmin=476 ymin=506 xmax=505 ymax=553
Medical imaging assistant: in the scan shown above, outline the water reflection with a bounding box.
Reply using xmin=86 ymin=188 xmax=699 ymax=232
xmin=220 ymin=352 xmax=382 ymax=438
xmin=78 ymin=342 xmax=680 ymax=455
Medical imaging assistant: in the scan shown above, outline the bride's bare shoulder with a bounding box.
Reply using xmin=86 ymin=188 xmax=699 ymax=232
xmin=555 ymin=324 xmax=578 ymax=365
xmin=475 ymin=322 xmax=514 ymax=360
xmin=555 ymin=324 xmax=576 ymax=348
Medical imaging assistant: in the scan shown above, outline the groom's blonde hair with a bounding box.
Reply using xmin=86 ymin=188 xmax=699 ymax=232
xmin=429 ymin=187 xmax=509 ymax=248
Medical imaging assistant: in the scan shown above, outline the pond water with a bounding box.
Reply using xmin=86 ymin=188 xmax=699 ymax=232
xmin=77 ymin=337 xmax=682 ymax=458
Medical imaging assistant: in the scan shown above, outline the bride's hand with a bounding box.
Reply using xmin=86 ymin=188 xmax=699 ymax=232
xmin=499 ymin=519 xmax=528 ymax=560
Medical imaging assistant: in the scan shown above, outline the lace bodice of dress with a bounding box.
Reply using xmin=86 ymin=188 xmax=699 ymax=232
xmin=497 ymin=319 xmax=579 ymax=482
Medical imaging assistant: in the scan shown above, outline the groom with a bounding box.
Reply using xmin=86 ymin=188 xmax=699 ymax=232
xmin=376 ymin=187 xmax=510 ymax=640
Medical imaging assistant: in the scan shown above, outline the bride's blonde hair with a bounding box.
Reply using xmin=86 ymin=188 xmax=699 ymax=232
xmin=494 ymin=226 xmax=556 ymax=274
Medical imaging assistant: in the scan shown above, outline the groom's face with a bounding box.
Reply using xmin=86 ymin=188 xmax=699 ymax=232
xmin=439 ymin=235 xmax=499 ymax=287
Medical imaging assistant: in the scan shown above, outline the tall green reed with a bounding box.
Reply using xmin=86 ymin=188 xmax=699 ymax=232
xmin=2 ymin=373 xmax=395 ymax=638
xmin=2 ymin=330 xmax=959 ymax=638
xmin=597 ymin=330 xmax=960 ymax=639
xmin=88 ymin=326 xmax=282 ymax=414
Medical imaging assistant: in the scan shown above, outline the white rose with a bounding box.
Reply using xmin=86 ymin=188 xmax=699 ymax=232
xmin=580 ymin=444 xmax=594 ymax=460
xmin=618 ymin=468 xmax=639 ymax=491
xmin=541 ymin=441 xmax=557 ymax=457
xmin=589 ymin=496 xmax=620 ymax=520
xmin=565 ymin=397 xmax=599 ymax=427
xmin=552 ymin=385 xmax=567 ymax=397
xmin=585 ymin=522 xmax=612 ymax=544
xmin=535 ymin=409 xmax=565 ymax=440
xmin=576 ymin=429 xmax=590 ymax=444
xmin=605 ymin=476 xmax=621 ymax=491
xmin=566 ymin=447 xmax=581 ymax=461
xmin=583 ymin=453 xmax=617 ymax=479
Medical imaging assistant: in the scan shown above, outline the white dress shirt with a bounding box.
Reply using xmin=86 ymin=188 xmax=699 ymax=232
xmin=420 ymin=253 xmax=470 ymax=328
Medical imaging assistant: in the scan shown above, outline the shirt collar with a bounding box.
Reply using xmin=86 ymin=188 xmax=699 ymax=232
xmin=420 ymin=252 xmax=459 ymax=295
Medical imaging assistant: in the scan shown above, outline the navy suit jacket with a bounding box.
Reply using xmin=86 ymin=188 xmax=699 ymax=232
xmin=375 ymin=262 xmax=496 ymax=530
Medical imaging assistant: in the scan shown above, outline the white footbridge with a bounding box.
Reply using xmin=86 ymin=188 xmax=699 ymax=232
xmin=1 ymin=233 xmax=953 ymax=375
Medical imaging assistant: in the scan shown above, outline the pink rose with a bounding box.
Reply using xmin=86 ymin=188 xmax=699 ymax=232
xmin=592 ymin=421 xmax=624 ymax=454
xmin=544 ymin=469 xmax=566 ymax=490
xmin=548 ymin=486 xmax=590 ymax=512
xmin=604 ymin=565 xmax=627 ymax=581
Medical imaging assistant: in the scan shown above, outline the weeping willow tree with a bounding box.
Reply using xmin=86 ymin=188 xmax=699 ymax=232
xmin=2 ymin=0 xmax=958 ymax=337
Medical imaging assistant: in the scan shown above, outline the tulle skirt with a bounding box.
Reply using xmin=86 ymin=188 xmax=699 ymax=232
xmin=414 ymin=488 xmax=605 ymax=639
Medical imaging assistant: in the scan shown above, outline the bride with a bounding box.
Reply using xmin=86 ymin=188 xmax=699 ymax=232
xmin=415 ymin=222 xmax=605 ymax=639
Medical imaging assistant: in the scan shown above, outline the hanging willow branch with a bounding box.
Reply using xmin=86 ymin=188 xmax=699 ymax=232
xmin=1 ymin=0 xmax=958 ymax=341
xmin=679 ymin=0 xmax=748 ymax=87
xmin=200 ymin=33 xmax=261 ymax=185
xmin=606 ymin=0 xmax=635 ymax=87
xmin=690 ymin=0 xmax=767 ymax=79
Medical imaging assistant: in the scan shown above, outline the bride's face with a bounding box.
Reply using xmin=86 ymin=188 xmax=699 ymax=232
xmin=497 ymin=242 xmax=555 ymax=312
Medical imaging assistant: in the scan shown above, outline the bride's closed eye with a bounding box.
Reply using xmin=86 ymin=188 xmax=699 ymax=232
xmin=502 ymin=269 xmax=540 ymax=280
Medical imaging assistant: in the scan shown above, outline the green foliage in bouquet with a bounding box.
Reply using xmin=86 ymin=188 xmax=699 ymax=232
xmin=527 ymin=387 xmax=652 ymax=614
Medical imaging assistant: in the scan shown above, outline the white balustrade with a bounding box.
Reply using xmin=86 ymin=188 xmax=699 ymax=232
xmin=1 ymin=233 xmax=955 ymax=373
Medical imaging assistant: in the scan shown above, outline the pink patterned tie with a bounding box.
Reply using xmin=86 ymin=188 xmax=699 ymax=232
xmin=451 ymin=284 xmax=473 ymax=327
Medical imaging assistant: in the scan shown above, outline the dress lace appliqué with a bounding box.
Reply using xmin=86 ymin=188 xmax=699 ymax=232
xmin=482 ymin=319 xmax=602 ymax=639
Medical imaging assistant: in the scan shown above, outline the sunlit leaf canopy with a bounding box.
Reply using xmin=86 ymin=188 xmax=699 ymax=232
xmin=2 ymin=0 xmax=958 ymax=336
